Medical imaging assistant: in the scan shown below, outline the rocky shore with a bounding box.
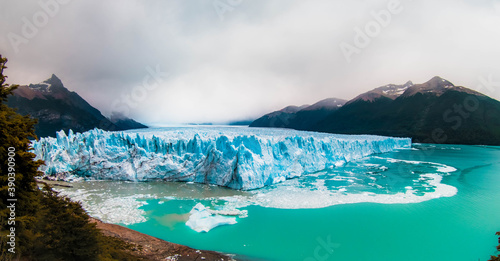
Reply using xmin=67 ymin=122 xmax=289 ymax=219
xmin=36 ymin=180 xmax=234 ymax=260
xmin=90 ymin=218 xmax=234 ymax=261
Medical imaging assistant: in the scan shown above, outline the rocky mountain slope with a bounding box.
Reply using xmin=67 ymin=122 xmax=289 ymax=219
xmin=7 ymin=74 xmax=147 ymax=137
xmin=251 ymin=77 xmax=500 ymax=145
xmin=250 ymin=98 xmax=347 ymax=130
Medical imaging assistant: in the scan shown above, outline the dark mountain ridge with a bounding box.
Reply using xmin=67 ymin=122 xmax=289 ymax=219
xmin=251 ymin=76 xmax=500 ymax=145
xmin=250 ymin=98 xmax=347 ymax=129
xmin=7 ymin=74 xmax=147 ymax=137
xmin=347 ymin=80 xmax=414 ymax=104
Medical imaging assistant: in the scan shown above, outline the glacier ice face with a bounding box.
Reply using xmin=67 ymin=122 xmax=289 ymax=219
xmin=32 ymin=127 xmax=411 ymax=190
xmin=186 ymin=203 xmax=237 ymax=232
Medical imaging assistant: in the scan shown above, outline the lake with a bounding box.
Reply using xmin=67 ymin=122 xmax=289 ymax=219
xmin=57 ymin=143 xmax=500 ymax=261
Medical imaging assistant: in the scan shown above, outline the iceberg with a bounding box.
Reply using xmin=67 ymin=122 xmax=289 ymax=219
xmin=186 ymin=203 xmax=237 ymax=232
xmin=32 ymin=127 xmax=411 ymax=190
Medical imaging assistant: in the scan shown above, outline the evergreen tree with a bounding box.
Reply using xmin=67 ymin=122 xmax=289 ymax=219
xmin=490 ymin=232 xmax=500 ymax=261
xmin=0 ymin=55 xmax=43 ymax=260
xmin=32 ymin=187 xmax=100 ymax=261
xmin=0 ymin=55 xmax=140 ymax=260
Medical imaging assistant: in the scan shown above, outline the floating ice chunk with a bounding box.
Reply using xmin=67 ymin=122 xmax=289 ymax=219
xmin=57 ymin=189 xmax=148 ymax=225
xmin=436 ymin=165 xmax=457 ymax=173
xmin=63 ymin=175 xmax=83 ymax=182
xmin=186 ymin=203 xmax=237 ymax=232
xmin=208 ymin=208 xmax=248 ymax=217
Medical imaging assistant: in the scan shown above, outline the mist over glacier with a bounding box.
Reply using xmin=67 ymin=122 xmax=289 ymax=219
xmin=32 ymin=127 xmax=411 ymax=190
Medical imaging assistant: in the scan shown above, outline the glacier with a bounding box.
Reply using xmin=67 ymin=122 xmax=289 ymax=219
xmin=32 ymin=127 xmax=411 ymax=190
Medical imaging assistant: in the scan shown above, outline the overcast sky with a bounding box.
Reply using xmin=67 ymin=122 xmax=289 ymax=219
xmin=1 ymin=0 xmax=500 ymax=125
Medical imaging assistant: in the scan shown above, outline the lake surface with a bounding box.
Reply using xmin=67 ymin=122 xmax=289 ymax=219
xmin=58 ymin=143 xmax=500 ymax=261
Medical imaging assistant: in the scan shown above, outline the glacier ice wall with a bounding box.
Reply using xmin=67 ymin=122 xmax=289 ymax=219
xmin=32 ymin=127 xmax=411 ymax=190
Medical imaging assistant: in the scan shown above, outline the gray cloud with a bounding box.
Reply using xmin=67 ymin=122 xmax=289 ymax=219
xmin=1 ymin=0 xmax=500 ymax=125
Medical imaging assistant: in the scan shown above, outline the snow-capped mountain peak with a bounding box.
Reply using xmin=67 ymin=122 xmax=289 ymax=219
xmin=348 ymin=81 xmax=414 ymax=104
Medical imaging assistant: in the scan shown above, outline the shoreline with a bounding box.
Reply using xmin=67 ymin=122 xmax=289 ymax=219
xmin=90 ymin=217 xmax=234 ymax=261
xmin=37 ymin=180 xmax=234 ymax=260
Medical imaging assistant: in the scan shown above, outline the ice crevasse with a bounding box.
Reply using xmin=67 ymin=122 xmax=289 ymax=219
xmin=32 ymin=127 xmax=411 ymax=190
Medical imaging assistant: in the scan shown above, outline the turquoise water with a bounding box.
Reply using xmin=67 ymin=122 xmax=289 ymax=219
xmin=59 ymin=144 xmax=500 ymax=260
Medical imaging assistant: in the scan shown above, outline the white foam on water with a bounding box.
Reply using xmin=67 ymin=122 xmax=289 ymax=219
xmin=53 ymin=153 xmax=460 ymax=226
xmin=56 ymin=171 xmax=459 ymax=226
xmin=58 ymin=189 xmax=149 ymax=225
xmin=237 ymin=173 xmax=458 ymax=209
xmin=93 ymin=196 xmax=148 ymax=225
xmin=436 ymin=165 xmax=458 ymax=173
xmin=373 ymin=157 xmax=457 ymax=173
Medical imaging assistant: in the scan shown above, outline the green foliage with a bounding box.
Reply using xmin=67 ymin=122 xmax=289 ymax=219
xmin=0 ymin=55 xmax=141 ymax=260
xmin=490 ymin=232 xmax=500 ymax=261
xmin=0 ymin=54 xmax=43 ymax=260
xmin=32 ymin=186 xmax=100 ymax=261
xmin=31 ymin=186 xmax=141 ymax=261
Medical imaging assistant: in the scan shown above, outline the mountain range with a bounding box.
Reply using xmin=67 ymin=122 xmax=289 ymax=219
xmin=250 ymin=98 xmax=347 ymax=130
xmin=7 ymin=74 xmax=147 ymax=138
xmin=250 ymin=76 xmax=500 ymax=145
